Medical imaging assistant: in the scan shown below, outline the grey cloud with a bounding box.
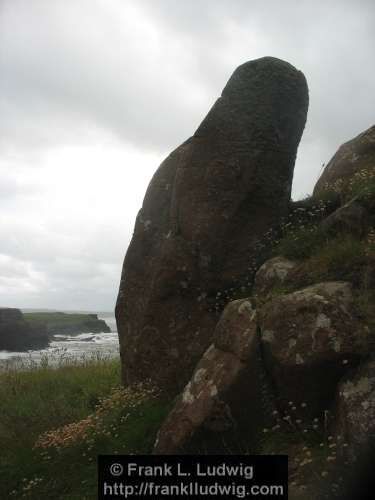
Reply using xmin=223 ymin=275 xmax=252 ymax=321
xmin=1 ymin=1 xmax=374 ymax=165
xmin=0 ymin=223 xmax=125 ymax=310
xmin=0 ymin=0 xmax=205 ymax=154
xmin=0 ymin=0 xmax=374 ymax=310
xmin=0 ymin=175 xmax=38 ymax=200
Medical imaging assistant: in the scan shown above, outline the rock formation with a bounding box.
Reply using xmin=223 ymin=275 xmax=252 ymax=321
xmin=320 ymin=198 xmax=369 ymax=238
xmin=0 ymin=308 xmax=49 ymax=351
xmin=153 ymin=279 xmax=370 ymax=453
xmin=154 ymin=299 xmax=275 ymax=454
xmin=253 ymin=255 xmax=296 ymax=298
xmin=313 ymin=125 xmax=375 ymax=197
xmin=116 ymin=57 xmax=309 ymax=393
xmin=258 ymin=281 xmax=367 ymax=415
xmin=153 ymin=117 xmax=375 ymax=462
xmin=139 ymin=117 xmax=375 ymax=494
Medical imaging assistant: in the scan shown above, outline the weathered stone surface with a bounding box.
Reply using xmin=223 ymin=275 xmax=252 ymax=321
xmin=258 ymin=282 xmax=367 ymax=414
xmin=313 ymin=125 xmax=375 ymax=197
xmin=153 ymin=299 xmax=275 ymax=453
xmin=320 ymin=197 xmax=369 ymax=238
xmin=335 ymin=359 xmax=375 ymax=463
xmin=253 ymin=256 xmax=296 ymax=298
xmin=116 ymin=57 xmax=309 ymax=393
xmin=0 ymin=308 xmax=49 ymax=351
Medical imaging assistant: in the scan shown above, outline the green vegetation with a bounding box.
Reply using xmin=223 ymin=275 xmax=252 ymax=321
xmin=307 ymin=235 xmax=368 ymax=283
xmin=23 ymin=312 xmax=110 ymax=335
xmin=0 ymin=354 xmax=170 ymax=499
xmin=273 ymin=169 xmax=375 ymax=286
xmin=272 ymin=195 xmax=338 ymax=261
xmin=275 ymin=224 xmax=326 ymax=260
xmin=24 ymin=312 xmax=94 ymax=324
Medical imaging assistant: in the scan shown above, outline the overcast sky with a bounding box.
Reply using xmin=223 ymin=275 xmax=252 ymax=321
xmin=0 ymin=0 xmax=374 ymax=311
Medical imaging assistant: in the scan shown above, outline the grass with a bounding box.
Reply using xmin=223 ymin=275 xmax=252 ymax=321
xmin=307 ymin=235 xmax=368 ymax=283
xmin=23 ymin=311 xmax=110 ymax=334
xmin=274 ymin=169 xmax=375 ymax=264
xmin=274 ymin=224 xmax=326 ymax=260
xmin=24 ymin=312 xmax=97 ymax=324
xmin=274 ymin=185 xmax=374 ymax=285
xmin=0 ymin=353 xmax=170 ymax=499
xmin=272 ymin=194 xmax=339 ymax=261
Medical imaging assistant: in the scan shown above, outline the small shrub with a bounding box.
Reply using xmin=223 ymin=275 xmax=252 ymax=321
xmin=275 ymin=225 xmax=327 ymax=260
xmin=272 ymin=195 xmax=340 ymax=261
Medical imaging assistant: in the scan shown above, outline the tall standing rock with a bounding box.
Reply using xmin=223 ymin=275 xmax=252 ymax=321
xmin=116 ymin=57 xmax=309 ymax=394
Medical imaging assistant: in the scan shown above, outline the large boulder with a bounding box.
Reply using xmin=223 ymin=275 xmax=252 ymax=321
xmin=116 ymin=56 xmax=309 ymax=394
xmin=253 ymin=256 xmax=296 ymax=298
xmin=153 ymin=299 xmax=275 ymax=454
xmin=258 ymin=282 xmax=367 ymax=415
xmin=313 ymin=125 xmax=375 ymax=197
xmin=0 ymin=308 xmax=49 ymax=351
xmin=320 ymin=197 xmax=369 ymax=238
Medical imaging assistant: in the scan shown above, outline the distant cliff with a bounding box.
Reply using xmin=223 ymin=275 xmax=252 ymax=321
xmin=0 ymin=308 xmax=49 ymax=351
xmin=0 ymin=310 xmax=111 ymax=351
xmin=23 ymin=312 xmax=111 ymax=336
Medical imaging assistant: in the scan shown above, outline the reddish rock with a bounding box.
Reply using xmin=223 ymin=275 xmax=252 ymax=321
xmin=116 ymin=57 xmax=308 ymax=394
xmin=153 ymin=299 xmax=275 ymax=454
xmin=258 ymin=282 xmax=367 ymax=414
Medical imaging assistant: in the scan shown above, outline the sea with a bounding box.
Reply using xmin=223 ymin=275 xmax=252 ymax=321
xmin=0 ymin=311 xmax=120 ymax=370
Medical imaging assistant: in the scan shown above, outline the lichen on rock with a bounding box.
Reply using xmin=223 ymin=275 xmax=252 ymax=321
xmin=116 ymin=56 xmax=309 ymax=394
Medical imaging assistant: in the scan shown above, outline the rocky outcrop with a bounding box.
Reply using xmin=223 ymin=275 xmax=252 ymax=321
xmin=258 ymin=282 xmax=367 ymax=415
xmin=154 ymin=299 xmax=275 ymax=454
xmin=149 ymin=121 xmax=375 ymax=493
xmin=116 ymin=57 xmax=309 ymax=394
xmin=313 ymin=125 xmax=375 ymax=197
xmin=253 ymin=256 xmax=296 ymax=298
xmin=320 ymin=197 xmax=369 ymax=238
xmin=0 ymin=308 xmax=49 ymax=351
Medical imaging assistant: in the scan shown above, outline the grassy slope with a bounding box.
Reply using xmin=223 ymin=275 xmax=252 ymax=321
xmin=23 ymin=312 xmax=111 ymax=335
xmin=24 ymin=312 xmax=101 ymax=327
xmin=0 ymin=356 xmax=170 ymax=499
xmin=23 ymin=312 xmax=94 ymax=323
